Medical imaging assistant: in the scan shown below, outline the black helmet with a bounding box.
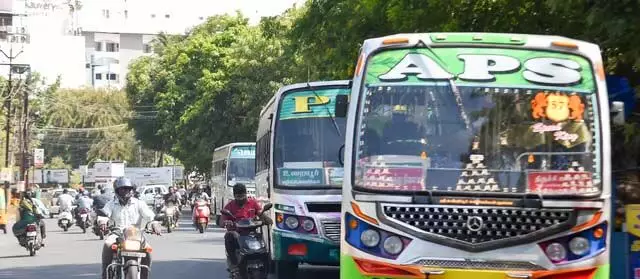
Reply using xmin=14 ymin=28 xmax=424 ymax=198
xmin=233 ymin=183 xmax=247 ymax=196
xmin=114 ymin=177 xmax=135 ymax=204
xmin=62 ymin=188 xmax=69 ymax=194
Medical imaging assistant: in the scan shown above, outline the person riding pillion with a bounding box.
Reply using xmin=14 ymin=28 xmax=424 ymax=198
xmin=14 ymin=187 xmax=49 ymax=245
xmin=221 ymin=184 xmax=272 ymax=273
xmin=100 ymin=177 xmax=161 ymax=279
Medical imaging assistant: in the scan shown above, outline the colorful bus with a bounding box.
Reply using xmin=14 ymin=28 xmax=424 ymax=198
xmin=337 ymin=33 xmax=613 ymax=279
xmin=256 ymin=81 xmax=351 ymax=278
xmin=211 ymin=142 xmax=262 ymax=225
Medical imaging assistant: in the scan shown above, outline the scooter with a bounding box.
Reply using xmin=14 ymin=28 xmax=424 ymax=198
xmin=163 ymin=205 xmax=178 ymax=233
xmin=221 ymin=203 xmax=273 ymax=279
xmin=153 ymin=195 xmax=165 ymax=214
xmin=76 ymin=208 xmax=92 ymax=233
xmin=18 ymin=222 xmax=43 ymax=256
xmin=193 ymin=199 xmax=210 ymax=233
xmin=57 ymin=209 xmax=73 ymax=232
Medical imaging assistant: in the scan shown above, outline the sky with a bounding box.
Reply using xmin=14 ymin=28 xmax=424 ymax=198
xmin=175 ymin=0 xmax=306 ymax=25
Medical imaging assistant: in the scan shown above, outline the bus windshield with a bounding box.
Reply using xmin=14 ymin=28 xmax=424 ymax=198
xmin=354 ymin=48 xmax=601 ymax=196
xmin=274 ymin=88 xmax=349 ymax=188
xmin=228 ymin=146 xmax=256 ymax=184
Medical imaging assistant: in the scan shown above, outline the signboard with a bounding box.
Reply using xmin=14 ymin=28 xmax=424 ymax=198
xmin=230 ymin=146 xmax=255 ymax=159
xmin=30 ymin=169 xmax=69 ymax=183
xmin=527 ymin=171 xmax=597 ymax=194
xmin=627 ymin=204 xmax=640 ymax=279
xmin=0 ymin=168 xmax=12 ymax=182
xmin=362 ymin=166 xmax=424 ymax=191
xmin=278 ymin=168 xmax=324 ymax=185
xmin=125 ymin=167 xmax=182 ymax=186
xmin=33 ymin=149 xmax=44 ymax=168
xmin=279 ymin=88 xmax=350 ymax=120
xmin=94 ymin=162 xmax=125 ymax=177
xmin=84 ymin=168 xmax=95 ymax=183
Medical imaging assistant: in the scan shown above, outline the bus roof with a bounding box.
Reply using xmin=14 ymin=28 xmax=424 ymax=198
xmin=360 ymin=33 xmax=601 ymax=61
xmin=259 ymin=80 xmax=352 ymax=116
xmin=213 ymin=142 xmax=255 ymax=152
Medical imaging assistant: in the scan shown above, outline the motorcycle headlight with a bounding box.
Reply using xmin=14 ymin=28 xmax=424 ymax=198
xmin=123 ymin=240 xmax=141 ymax=251
xmin=285 ymin=216 xmax=299 ymax=229
xmin=245 ymin=239 xmax=262 ymax=251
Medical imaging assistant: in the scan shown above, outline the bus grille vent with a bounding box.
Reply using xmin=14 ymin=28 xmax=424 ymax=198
xmin=321 ymin=219 xmax=341 ymax=243
xmin=413 ymin=258 xmax=545 ymax=271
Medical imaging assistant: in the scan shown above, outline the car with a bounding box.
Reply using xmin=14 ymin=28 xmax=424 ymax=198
xmin=137 ymin=184 xmax=169 ymax=206
xmin=48 ymin=188 xmax=78 ymax=218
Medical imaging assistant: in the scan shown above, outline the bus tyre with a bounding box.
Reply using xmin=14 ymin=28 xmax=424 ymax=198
xmin=275 ymin=261 xmax=297 ymax=279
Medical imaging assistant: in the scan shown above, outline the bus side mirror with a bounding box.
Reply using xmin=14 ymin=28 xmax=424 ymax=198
xmin=335 ymin=95 xmax=349 ymax=118
xmin=611 ymin=101 xmax=625 ymax=125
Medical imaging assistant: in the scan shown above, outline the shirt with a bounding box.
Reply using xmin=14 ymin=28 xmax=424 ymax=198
xmin=221 ymin=198 xmax=261 ymax=225
xmin=191 ymin=192 xmax=210 ymax=202
xmin=25 ymin=198 xmax=49 ymax=216
xmin=102 ymin=197 xmax=155 ymax=231
xmin=57 ymin=193 xmax=75 ymax=211
xmin=76 ymin=196 xmax=94 ymax=209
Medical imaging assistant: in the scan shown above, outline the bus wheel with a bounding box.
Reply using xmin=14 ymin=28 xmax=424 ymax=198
xmin=275 ymin=261 xmax=297 ymax=279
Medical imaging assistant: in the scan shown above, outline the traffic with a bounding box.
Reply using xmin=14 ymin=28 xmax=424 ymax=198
xmin=0 ymin=32 xmax=628 ymax=279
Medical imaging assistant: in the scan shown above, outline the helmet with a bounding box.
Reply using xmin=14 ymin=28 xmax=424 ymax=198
xmin=62 ymin=188 xmax=69 ymax=194
xmin=24 ymin=188 xmax=34 ymax=198
xmin=114 ymin=177 xmax=135 ymax=204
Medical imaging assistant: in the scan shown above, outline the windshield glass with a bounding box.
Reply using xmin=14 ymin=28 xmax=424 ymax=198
xmin=355 ymin=48 xmax=600 ymax=196
xmin=228 ymin=146 xmax=256 ymax=184
xmin=274 ymin=87 xmax=350 ymax=188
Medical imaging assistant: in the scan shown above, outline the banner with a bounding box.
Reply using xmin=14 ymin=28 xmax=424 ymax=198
xmin=278 ymin=168 xmax=324 ymax=186
xmin=30 ymin=169 xmax=69 ymax=183
xmin=230 ymin=146 xmax=255 ymax=159
xmin=279 ymin=88 xmax=350 ymax=120
xmin=33 ymin=148 xmax=44 ymax=168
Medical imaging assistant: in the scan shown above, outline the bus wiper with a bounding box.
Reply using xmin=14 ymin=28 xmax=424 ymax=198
xmin=307 ymin=82 xmax=342 ymax=138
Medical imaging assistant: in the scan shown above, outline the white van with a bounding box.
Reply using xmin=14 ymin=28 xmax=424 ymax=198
xmin=137 ymin=184 xmax=169 ymax=205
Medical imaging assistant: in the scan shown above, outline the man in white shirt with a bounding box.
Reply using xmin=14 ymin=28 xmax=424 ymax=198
xmin=56 ymin=189 xmax=75 ymax=213
xmin=100 ymin=177 xmax=161 ymax=279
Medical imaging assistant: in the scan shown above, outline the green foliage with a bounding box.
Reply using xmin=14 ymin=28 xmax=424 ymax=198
xmin=126 ymin=0 xmax=640 ymax=176
xmin=45 ymin=156 xmax=71 ymax=169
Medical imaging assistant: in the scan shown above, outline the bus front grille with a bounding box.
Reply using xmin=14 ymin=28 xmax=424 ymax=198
xmin=321 ymin=219 xmax=341 ymax=243
xmin=413 ymin=258 xmax=545 ymax=271
xmin=380 ymin=204 xmax=576 ymax=252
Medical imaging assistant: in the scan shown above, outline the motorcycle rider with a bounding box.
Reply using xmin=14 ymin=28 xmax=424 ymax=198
xmin=190 ymin=185 xmax=210 ymax=225
xmin=56 ymin=188 xmax=75 ymax=214
xmin=221 ymin=183 xmax=268 ymax=273
xmin=163 ymin=186 xmax=182 ymax=223
xmin=100 ymin=177 xmax=161 ymax=279
xmin=15 ymin=187 xmax=49 ymax=245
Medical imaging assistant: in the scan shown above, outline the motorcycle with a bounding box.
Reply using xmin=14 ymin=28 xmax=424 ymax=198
xmin=20 ymin=223 xmax=43 ymax=256
xmin=193 ymin=199 xmax=210 ymax=233
xmin=94 ymin=215 xmax=110 ymax=240
xmin=221 ymin=203 xmax=273 ymax=279
xmin=163 ymin=205 xmax=178 ymax=233
xmin=57 ymin=210 xmax=73 ymax=232
xmin=76 ymin=207 xmax=92 ymax=233
xmin=153 ymin=195 xmax=164 ymax=214
xmin=105 ymin=223 xmax=157 ymax=279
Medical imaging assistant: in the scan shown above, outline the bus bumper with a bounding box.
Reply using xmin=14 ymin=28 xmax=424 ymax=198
xmin=272 ymin=231 xmax=339 ymax=265
xmin=340 ymin=256 xmax=610 ymax=279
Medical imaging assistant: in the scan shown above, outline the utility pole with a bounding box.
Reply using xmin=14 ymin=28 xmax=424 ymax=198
xmin=20 ymin=72 xmax=32 ymax=184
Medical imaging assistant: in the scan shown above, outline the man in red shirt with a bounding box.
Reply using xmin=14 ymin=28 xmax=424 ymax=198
xmin=222 ymin=183 xmax=262 ymax=272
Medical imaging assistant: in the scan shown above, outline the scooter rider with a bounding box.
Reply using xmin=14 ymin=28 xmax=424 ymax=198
xmin=100 ymin=177 xmax=161 ymax=279
xmin=164 ymin=186 xmax=182 ymax=219
xmin=56 ymin=188 xmax=75 ymax=213
xmin=15 ymin=187 xmax=49 ymax=245
xmin=190 ymin=185 xmax=210 ymax=225
xmin=222 ymin=184 xmax=268 ymax=273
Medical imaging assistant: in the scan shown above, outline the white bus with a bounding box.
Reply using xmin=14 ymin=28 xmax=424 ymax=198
xmin=211 ymin=142 xmax=259 ymax=225
xmin=256 ymin=80 xmax=351 ymax=278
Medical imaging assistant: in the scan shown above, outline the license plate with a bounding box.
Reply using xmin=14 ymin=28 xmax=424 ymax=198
xmin=61 ymin=220 xmax=68 ymax=224
xmin=26 ymin=231 xmax=37 ymax=236
xmin=121 ymin=251 xmax=147 ymax=258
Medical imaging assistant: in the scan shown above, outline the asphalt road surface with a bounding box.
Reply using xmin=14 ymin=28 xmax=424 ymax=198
xmin=0 ymin=209 xmax=339 ymax=279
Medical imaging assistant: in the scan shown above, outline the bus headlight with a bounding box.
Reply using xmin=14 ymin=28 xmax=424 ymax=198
xmin=544 ymin=243 xmax=567 ymax=262
xmin=383 ymin=236 xmax=403 ymax=255
xmin=568 ymin=237 xmax=590 ymax=256
xmin=302 ymin=219 xmax=315 ymax=232
xmin=360 ymin=229 xmax=380 ymax=248
xmin=285 ymin=216 xmax=299 ymax=229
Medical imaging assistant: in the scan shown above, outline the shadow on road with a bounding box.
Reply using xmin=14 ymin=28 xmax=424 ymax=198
xmin=0 ymin=259 xmax=228 ymax=279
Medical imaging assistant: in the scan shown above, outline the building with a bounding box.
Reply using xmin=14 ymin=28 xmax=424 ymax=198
xmin=1 ymin=0 xmax=303 ymax=89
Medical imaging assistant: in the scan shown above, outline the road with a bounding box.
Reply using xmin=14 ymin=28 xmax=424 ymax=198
xmin=0 ymin=209 xmax=339 ymax=279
